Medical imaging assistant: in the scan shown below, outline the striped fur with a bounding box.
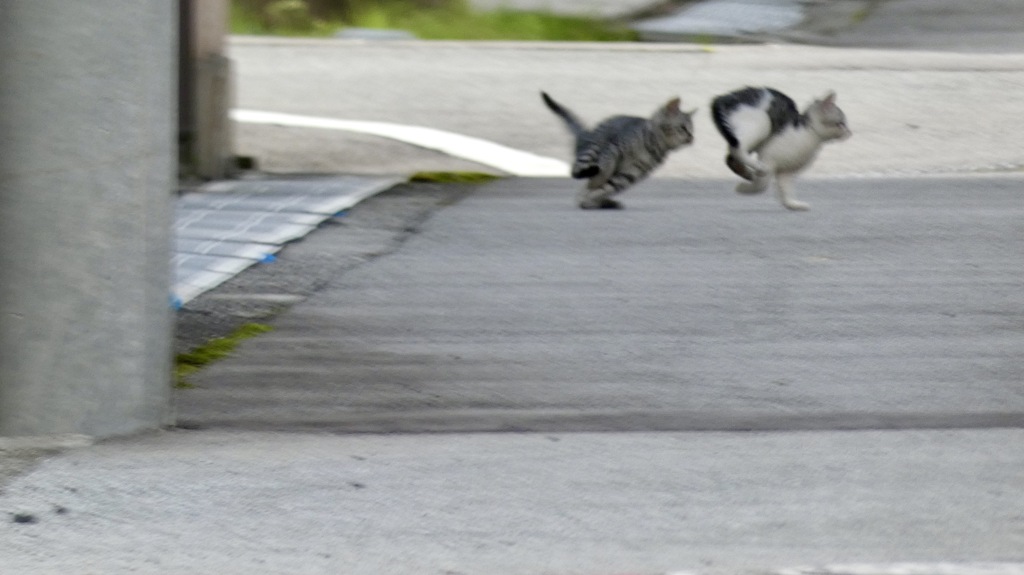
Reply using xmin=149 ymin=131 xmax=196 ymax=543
xmin=542 ymin=92 xmax=695 ymax=209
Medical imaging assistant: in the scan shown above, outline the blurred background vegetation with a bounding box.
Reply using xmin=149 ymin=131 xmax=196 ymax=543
xmin=231 ymin=0 xmax=639 ymax=40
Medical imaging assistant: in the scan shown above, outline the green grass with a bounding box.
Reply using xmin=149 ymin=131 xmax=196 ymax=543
xmin=175 ymin=323 xmax=273 ymax=388
xmin=851 ymin=6 xmax=872 ymax=24
xmin=231 ymin=0 xmax=639 ymax=41
xmin=409 ymin=171 xmax=502 ymax=184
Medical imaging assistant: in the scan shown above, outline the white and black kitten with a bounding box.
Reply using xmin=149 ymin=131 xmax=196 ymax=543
xmin=712 ymin=86 xmax=851 ymax=211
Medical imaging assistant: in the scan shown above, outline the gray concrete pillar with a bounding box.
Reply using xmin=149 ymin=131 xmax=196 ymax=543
xmin=0 ymin=1 xmax=177 ymax=437
xmin=180 ymin=0 xmax=236 ymax=180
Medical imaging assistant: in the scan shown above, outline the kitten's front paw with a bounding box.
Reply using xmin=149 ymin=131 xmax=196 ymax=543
xmin=782 ymin=200 xmax=810 ymax=211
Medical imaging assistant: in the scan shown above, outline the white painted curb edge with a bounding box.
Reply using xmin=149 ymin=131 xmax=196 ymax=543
xmin=233 ymin=109 xmax=570 ymax=178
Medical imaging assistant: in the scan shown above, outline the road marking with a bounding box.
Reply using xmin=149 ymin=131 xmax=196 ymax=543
xmin=232 ymin=109 xmax=570 ymax=178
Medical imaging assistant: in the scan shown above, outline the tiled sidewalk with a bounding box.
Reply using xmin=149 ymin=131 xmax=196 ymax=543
xmin=172 ymin=175 xmax=399 ymax=306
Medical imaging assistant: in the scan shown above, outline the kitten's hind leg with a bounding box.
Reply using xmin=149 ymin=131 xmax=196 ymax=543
xmin=735 ymin=159 xmax=772 ymax=195
xmin=578 ymin=182 xmax=622 ymax=210
xmin=727 ymin=147 xmax=769 ymax=179
xmin=736 ymin=171 xmax=770 ymax=195
xmin=774 ymin=172 xmax=810 ymax=211
xmin=726 ymin=154 xmax=753 ymax=181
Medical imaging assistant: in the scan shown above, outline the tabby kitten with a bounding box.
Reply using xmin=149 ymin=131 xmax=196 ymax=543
xmin=542 ymin=92 xmax=695 ymax=209
xmin=711 ymin=86 xmax=851 ymax=211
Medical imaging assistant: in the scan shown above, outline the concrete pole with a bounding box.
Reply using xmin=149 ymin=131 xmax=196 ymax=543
xmin=180 ymin=0 xmax=235 ymax=180
xmin=0 ymin=1 xmax=177 ymax=437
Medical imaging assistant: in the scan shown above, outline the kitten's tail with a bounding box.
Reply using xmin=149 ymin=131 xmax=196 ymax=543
xmin=541 ymin=92 xmax=599 ymax=178
xmin=710 ymin=95 xmax=740 ymax=149
xmin=541 ymin=91 xmax=588 ymax=139
xmin=710 ymin=94 xmax=753 ymax=180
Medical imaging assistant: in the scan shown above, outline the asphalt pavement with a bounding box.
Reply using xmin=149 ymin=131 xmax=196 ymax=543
xmin=4 ymin=175 xmax=1024 ymax=574
xmin=3 ymin=1 xmax=1024 ymax=573
xmin=173 ymin=176 xmax=1024 ymax=435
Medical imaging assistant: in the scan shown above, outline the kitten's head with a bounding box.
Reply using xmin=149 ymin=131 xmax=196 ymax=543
xmin=808 ymin=91 xmax=852 ymax=142
xmin=651 ymin=97 xmax=697 ymax=149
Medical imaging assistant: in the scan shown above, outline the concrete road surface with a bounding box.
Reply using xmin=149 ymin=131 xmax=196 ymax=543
xmin=3 ymin=175 xmax=1024 ymax=574
xmin=2 ymin=427 xmax=1022 ymax=575
xmin=819 ymin=0 xmax=1024 ymax=53
xmin=632 ymin=0 xmax=1024 ymax=52
xmin=231 ymin=40 xmax=1024 ymax=179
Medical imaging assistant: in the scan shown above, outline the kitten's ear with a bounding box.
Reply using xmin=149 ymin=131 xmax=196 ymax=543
xmin=663 ymin=97 xmax=682 ymax=114
xmin=820 ymin=90 xmax=838 ymax=107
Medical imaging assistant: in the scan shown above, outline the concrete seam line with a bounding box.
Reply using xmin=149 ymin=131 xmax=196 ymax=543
xmin=232 ymin=109 xmax=571 ymax=178
xmin=0 ymin=434 xmax=94 ymax=452
xmin=775 ymin=563 xmax=1024 ymax=575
